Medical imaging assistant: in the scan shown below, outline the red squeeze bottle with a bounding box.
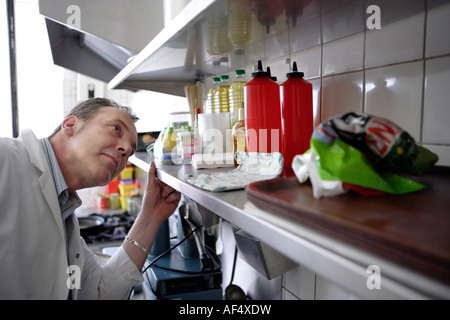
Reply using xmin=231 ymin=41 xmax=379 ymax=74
xmin=244 ymin=60 xmax=282 ymax=153
xmin=280 ymin=61 xmax=313 ymax=168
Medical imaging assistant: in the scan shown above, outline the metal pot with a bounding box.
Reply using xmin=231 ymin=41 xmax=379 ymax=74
xmin=78 ymin=215 xmax=105 ymax=237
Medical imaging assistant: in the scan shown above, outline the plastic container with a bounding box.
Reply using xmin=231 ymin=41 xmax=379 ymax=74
xmin=153 ymin=127 xmax=166 ymax=160
xmin=119 ymin=196 xmax=128 ymax=210
xmin=215 ymin=75 xmax=230 ymax=113
xmin=244 ymin=60 xmax=282 ymax=153
xmin=280 ymin=61 xmax=313 ymax=168
xmin=227 ymin=0 xmax=253 ymax=54
xmin=94 ymin=194 xmax=109 ymax=210
xmin=198 ymin=112 xmax=232 ymax=154
xmin=169 ymin=111 xmax=191 ymax=129
xmin=206 ymin=77 xmax=221 ymax=113
xmin=109 ymin=193 xmax=121 ymax=209
xmin=106 ymin=177 xmax=119 ymax=195
xmin=118 ymin=180 xmax=135 ymax=197
xmin=206 ymin=15 xmax=231 ymax=64
xmin=119 ymin=165 xmax=134 ymax=180
xmin=162 ymin=126 xmax=177 ymax=155
xmin=232 ymin=108 xmax=246 ymax=166
xmin=176 ymin=126 xmax=194 ymax=163
xmin=229 ymin=69 xmax=247 ymax=126
xmin=193 ymin=108 xmax=202 ymax=155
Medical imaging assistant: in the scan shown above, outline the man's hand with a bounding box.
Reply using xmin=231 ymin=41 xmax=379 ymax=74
xmin=123 ymin=162 xmax=181 ymax=269
xmin=141 ymin=161 xmax=181 ymax=224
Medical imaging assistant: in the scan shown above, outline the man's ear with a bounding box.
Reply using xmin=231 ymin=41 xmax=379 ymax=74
xmin=61 ymin=116 xmax=78 ymax=136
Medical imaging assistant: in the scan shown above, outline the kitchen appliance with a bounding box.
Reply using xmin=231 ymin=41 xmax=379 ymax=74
xmin=142 ymin=203 xmax=222 ymax=300
xmin=79 ymin=212 xmax=135 ymax=244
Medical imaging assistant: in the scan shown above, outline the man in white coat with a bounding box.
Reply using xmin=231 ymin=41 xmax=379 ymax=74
xmin=0 ymin=98 xmax=181 ymax=299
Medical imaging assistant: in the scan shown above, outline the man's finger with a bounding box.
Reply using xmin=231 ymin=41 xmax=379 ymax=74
xmin=165 ymin=190 xmax=181 ymax=204
xmin=162 ymin=185 xmax=175 ymax=198
xmin=146 ymin=161 xmax=157 ymax=187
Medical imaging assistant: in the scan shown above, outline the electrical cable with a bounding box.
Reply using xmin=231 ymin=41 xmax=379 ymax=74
xmin=149 ymin=245 xmax=221 ymax=275
xmin=228 ymin=245 xmax=238 ymax=287
xmin=140 ymin=203 xmax=222 ymax=299
xmin=141 ymin=225 xmax=199 ymax=275
xmin=140 ymin=224 xmax=222 ymax=300
xmin=141 ymin=225 xmax=221 ymax=275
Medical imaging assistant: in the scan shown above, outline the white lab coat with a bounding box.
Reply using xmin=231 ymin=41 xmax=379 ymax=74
xmin=0 ymin=130 xmax=143 ymax=299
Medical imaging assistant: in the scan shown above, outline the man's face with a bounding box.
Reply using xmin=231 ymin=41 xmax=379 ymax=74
xmin=68 ymin=107 xmax=138 ymax=188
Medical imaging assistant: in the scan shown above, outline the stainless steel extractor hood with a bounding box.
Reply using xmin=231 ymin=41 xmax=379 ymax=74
xmin=39 ymin=0 xmax=164 ymax=83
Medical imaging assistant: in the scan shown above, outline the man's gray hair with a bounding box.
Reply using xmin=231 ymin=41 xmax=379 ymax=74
xmin=49 ymin=98 xmax=139 ymax=138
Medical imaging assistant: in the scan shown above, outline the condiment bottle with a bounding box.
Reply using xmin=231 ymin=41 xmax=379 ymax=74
xmin=280 ymin=61 xmax=313 ymax=168
xmin=162 ymin=126 xmax=177 ymax=156
xmin=227 ymin=0 xmax=253 ymax=54
xmin=216 ymin=75 xmax=230 ymax=113
xmin=193 ymin=108 xmax=202 ymax=155
xmin=176 ymin=126 xmax=194 ymax=164
xmin=229 ymin=69 xmax=247 ymax=126
xmin=206 ymin=76 xmax=221 ymax=113
xmin=244 ymin=60 xmax=282 ymax=153
xmin=232 ymin=108 xmax=246 ymax=166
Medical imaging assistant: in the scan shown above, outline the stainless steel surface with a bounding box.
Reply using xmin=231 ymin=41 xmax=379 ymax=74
xmin=44 ymin=19 xmax=134 ymax=83
xmin=108 ymin=0 xmax=218 ymax=96
xmin=233 ymin=228 xmax=297 ymax=280
xmin=39 ymin=0 xmax=164 ymax=52
xmin=164 ymin=0 xmax=193 ymax=27
xmin=130 ymin=151 xmax=450 ymax=299
xmin=39 ymin=0 xmax=164 ymax=82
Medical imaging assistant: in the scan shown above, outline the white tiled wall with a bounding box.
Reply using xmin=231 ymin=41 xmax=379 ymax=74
xmin=206 ymin=0 xmax=450 ymax=167
xmin=201 ymin=0 xmax=450 ymax=299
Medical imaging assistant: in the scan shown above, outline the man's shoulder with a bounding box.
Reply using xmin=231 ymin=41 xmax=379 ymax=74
xmin=0 ymin=136 xmax=22 ymax=155
xmin=0 ymin=134 xmax=30 ymax=166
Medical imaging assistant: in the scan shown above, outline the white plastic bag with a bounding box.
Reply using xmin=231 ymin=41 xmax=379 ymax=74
xmin=292 ymin=150 xmax=346 ymax=199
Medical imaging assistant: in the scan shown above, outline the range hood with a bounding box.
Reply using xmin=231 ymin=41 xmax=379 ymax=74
xmin=38 ymin=0 xmax=165 ymax=83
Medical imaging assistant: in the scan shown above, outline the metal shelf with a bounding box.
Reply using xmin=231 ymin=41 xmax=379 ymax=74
xmin=108 ymin=0 xmax=220 ymax=96
xmin=129 ymin=152 xmax=450 ymax=300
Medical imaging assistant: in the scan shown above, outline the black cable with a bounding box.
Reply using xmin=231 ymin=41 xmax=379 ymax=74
xmin=229 ymin=245 xmax=238 ymax=287
xmin=141 ymin=225 xmax=199 ymax=275
xmin=140 ymin=215 xmax=223 ymax=300
xmin=149 ymin=245 xmax=221 ymax=275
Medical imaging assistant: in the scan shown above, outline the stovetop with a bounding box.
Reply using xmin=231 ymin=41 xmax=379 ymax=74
xmin=82 ymin=212 xmax=135 ymax=244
